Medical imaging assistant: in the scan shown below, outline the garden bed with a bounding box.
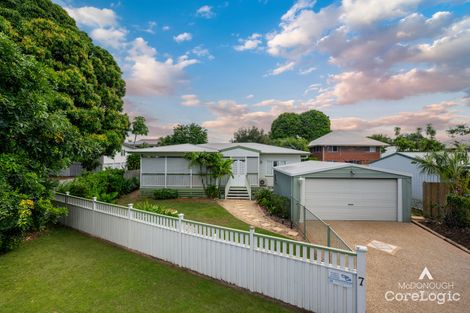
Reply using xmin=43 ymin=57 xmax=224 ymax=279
xmin=418 ymin=219 xmax=470 ymax=249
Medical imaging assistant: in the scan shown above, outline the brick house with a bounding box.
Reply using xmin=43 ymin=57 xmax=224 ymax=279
xmin=308 ymin=131 xmax=388 ymax=164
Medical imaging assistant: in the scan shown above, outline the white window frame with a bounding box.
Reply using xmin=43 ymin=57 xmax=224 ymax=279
xmin=369 ymin=146 xmax=377 ymax=152
xmin=267 ymin=160 xmax=287 ymax=176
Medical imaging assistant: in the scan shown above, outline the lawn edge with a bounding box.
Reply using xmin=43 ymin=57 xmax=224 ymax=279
xmin=411 ymin=219 xmax=470 ymax=255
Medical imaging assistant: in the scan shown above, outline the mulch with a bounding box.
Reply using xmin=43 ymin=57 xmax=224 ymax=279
xmin=419 ymin=219 xmax=470 ymax=249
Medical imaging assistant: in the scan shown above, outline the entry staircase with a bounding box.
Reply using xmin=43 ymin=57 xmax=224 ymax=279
xmin=225 ymin=175 xmax=251 ymax=200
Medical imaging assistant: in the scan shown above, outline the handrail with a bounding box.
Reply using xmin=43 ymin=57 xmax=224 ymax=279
xmin=224 ymin=177 xmax=232 ymax=199
xmin=244 ymin=175 xmax=252 ymax=200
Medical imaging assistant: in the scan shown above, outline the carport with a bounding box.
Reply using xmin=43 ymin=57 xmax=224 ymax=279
xmin=273 ymin=161 xmax=412 ymax=222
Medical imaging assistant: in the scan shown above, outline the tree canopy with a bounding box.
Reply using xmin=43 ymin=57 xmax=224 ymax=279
xmin=270 ymin=110 xmax=330 ymax=141
xmin=231 ymin=126 xmax=271 ymax=144
xmin=160 ymin=123 xmax=208 ymax=146
xmin=131 ymin=116 xmax=149 ymax=144
xmin=370 ymin=124 xmax=444 ymax=152
xmin=0 ymin=0 xmax=129 ymax=251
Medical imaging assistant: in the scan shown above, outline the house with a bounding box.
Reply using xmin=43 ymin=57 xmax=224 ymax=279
xmin=126 ymin=138 xmax=161 ymax=148
xmin=129 ymin=143 xmax=310 ymax=198
xmin=58 ymin=144 xmax=133 ymax=177
xmin=370 ymin=152 xmax=441 ymax=205
xmin=273 ymin=161 xmax=412 ymax=222
xmin=308 ymin=131 xmax=388 ymax=164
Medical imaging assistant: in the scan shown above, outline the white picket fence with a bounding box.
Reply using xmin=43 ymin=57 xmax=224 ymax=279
xmin=54 ymin=192 xmax=367 ymax=313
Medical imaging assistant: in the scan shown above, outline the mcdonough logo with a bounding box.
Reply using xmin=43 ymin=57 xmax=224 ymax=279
xmin=418 ymin=267 xmax=433 ymax=280
xmin=384 ymin=267 xmax=461 ymax=305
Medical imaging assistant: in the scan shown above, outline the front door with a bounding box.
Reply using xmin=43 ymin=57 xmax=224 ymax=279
xmin=231 ymin=158 xmax=246 ymax=186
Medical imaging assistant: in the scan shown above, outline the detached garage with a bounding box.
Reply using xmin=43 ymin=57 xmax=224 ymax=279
xmin=273 ymin=161 xmax=412 ymax=222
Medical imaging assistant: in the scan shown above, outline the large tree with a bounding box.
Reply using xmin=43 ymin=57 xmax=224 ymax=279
xmin=270 ymin=110 xmax=330 ymax=141
xmin=0 ymin=0 xmax=129 ymax=251
xmin=160 ymin=123 xmax=208 ymax=146
xmin=232 ymin=126 xmax=271 ymax=144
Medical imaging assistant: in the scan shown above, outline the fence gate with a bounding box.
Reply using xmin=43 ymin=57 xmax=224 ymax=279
xmin=423 ymin=182 xmax=449 ymax=217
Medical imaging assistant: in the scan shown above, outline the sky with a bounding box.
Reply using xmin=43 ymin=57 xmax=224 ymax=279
xmin=56 ymin=0 xmax=470 ymax=142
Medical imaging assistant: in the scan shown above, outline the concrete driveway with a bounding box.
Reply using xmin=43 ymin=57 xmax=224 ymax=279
xmin=328 ymin=221 xmax=470 ymax=313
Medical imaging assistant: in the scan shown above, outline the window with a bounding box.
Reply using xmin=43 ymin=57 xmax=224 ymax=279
xmin=267 ymin=160 xmax=287 ymax=176
xmin=327 ymin=146 xmax=339 ymax=152
xmin=369 ymin=146 xmax=377 ymax=152
xmin=312 ymin=146 xmax=322 ymax=153
xmin=120 ymin=150 xmax=126 ymax=156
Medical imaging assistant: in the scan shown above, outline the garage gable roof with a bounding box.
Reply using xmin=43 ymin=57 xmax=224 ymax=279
xmin=274 ymin=160 xmax=412 ymax=177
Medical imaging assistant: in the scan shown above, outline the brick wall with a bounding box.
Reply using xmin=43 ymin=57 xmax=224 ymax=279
xmin=310 ymin=146 xmax=381 ymax=164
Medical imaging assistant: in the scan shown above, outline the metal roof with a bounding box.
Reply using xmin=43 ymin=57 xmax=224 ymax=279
xmin=130 ymin=142 xmax=310 ymax=155
xmin=308 ymin=131 xmax=389 ymax=147
xmin=129 ymin=143 xmax=218 ymax=153
xmin=274 ymin=160 xmax=412 ymax=177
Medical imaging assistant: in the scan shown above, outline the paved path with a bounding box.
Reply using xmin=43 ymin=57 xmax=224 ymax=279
xmin=328 ymin=221 xmax=470 ymax=313
xmin=217 ymin=200 xmax=301 ymax=240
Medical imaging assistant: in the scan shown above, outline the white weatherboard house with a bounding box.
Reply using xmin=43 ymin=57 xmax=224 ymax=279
xmin=131 ymin=143 xmax=310 ymax=198
xmin=370 ymin=152 xmax=440 ymax=204
xmin=274 ymin=161 xmax=412 ymax=222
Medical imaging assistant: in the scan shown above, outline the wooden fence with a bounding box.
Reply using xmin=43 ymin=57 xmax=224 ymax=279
xmin=54 ymin=192 xmax=367 ymax=313
xmin=423 ymin=182 xmax=450 ymax=217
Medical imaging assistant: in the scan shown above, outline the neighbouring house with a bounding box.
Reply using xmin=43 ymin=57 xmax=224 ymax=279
xmin=308 ymin=131 xmax=389 ymax=164
xmin=126 ymin=138 xmax=161 ymax=148
xmin=129 ymin=143 xmax=310 ymax=199
xmin=58 ymin=144 xmax=133 ymax=177
xmin=370 ymin=152 xmax=441 ymax=205
xmin=274 ymin=161 xmax=412 ymax=222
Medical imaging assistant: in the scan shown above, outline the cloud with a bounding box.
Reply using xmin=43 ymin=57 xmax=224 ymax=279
xmin=263 ymin=1 xmax=470 ymax=104
xmin=144 ymin=21 xmax=157 ymax=34
xmin=65 ymin=6 xmax=117 ymax=28
xmin=125 ymin=38 xmax=199 ymax=96
xmin=234 ymin=33 xmax=262 ymax=51
xmin=331 ymin=100 xmax=466 ymax=137
xmin=246 ymin=94 xmax=255 ymax=99
xmin=299 ymin=66 xmax=316 ymax=75
xmin=174 ymin=32 xmax=193 ymax=43
xmin=181 ymin=94 xmax=201 ymax=106
xmin=266 ymin=61 xmax=295 ymax=76
xmin=162 ymin=25 xmax=171 ymax=31
xmin=196 ymin=5 xmax=215 ymax=18
xmin=340 ymin=0 xmax=421 ymax=26
xmin=191 ymin=45 xmax=214 ymax=60
xmin=90 ymin=27 xmax=127 ymax=49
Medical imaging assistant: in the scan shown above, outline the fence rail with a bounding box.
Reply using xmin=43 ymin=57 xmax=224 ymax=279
xmin=54 ymin=192 xmax=366 ymax=313
xmin=292 ymin=199 xmax=353 ymax=252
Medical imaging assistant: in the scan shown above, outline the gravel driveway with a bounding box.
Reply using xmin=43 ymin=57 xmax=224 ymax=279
xmin=328 ymin=221 xmax=470 ymax=313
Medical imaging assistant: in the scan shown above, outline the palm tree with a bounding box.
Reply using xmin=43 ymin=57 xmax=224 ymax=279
xmin=414 ymin=145 xmax=469 ymax=195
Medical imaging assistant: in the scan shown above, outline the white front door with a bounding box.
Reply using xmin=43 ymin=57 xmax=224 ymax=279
xmin=231 ymin=158 xmax=246 ymax=186
xmin=304 ymin=179 xmax=398 ymax=221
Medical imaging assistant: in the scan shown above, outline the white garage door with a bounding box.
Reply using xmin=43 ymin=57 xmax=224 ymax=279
xmin=304 ymin=179 xmax=398 ymax=221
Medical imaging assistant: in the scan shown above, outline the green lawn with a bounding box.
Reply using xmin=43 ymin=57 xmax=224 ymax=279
xmin=0 ymin=227 xmax=296 ymax=313
xmin=117 ymin=194 xmax=286 ymax=238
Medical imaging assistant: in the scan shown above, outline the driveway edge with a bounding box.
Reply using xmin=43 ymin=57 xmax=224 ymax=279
xmin=411 ymin=220 xmax=470 ymax=255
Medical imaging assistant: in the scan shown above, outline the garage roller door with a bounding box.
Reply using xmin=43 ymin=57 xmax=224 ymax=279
xmin=304 ymin=179 xmax=398 ymax=221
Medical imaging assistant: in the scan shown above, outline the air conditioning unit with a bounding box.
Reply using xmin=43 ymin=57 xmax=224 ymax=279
xmin=259 ymin=179 xmax=266 ymax=186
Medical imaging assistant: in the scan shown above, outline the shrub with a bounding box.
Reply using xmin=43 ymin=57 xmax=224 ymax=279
xmin=445 ymin=194 xmax=470 ymax=228
xmin=254 ymin=188 xmax=290 ymax=219
xmin=153 ymin=188 xmax=179 ymax=200
xmin=205 ymin=185 xmax=220 ymax=199
xmin=126 ymin=154 xmax=140 ymax=170
xmin=134 ymin=201 xmax=178 ymax=217
xmin=58 ymin=169 xmax=139 ymax=203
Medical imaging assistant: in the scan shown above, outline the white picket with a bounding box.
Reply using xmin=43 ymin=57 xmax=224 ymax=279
xmin=53 ymin=192 xmax=365 ymax=313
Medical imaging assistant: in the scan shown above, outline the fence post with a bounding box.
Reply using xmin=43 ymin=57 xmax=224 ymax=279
xmin=249 ymin=226 xmax=255 ymax=292
xmin=127 ymin=203 xmax=133 ymax=248
xmin=356 ymin=245 xmax=368 ymax=313
xmin=327 ymin=224 xmax=331 ymax=247
xmin=92 ymin=197 xmax=97 ymax=234
xmin=178 ymin=213 xmax=184 ymax=267
xmin=303 ymin=205 xmax=307 ymax=240
xmin=65 ymin=191 xmax=70 ymax=204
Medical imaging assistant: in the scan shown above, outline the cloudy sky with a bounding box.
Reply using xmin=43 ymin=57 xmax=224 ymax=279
xmin=58 ymin=0 xmax=469 ymax=141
